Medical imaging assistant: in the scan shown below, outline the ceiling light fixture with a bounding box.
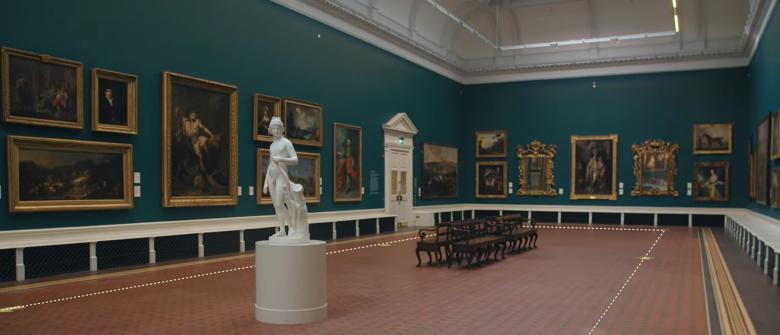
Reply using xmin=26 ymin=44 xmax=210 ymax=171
xmin=672 ymin=0 xmax=680 ymax=33
xmin=500 ymin=31 xmax=678 ymax=51
xmin=423 ymin=0 xmax=498 ymax=49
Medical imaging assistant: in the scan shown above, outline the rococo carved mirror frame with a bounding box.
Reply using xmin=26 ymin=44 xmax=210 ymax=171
xmin=630 ymin=139 xmax=679 ymax=197
xmin=517 ymin=140 xmax=556 ymax=196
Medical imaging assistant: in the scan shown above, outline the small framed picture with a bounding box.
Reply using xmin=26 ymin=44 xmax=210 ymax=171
xmin=475 ymin=161 xmax=507 ymax=199
xmin=693 ymin=162 xmax=729 ymax=202
xmin=283 ymin=98 xmax=323 ymax=147
xmin=253 ymin=93 xmax=281 ymax=142
xmin=692 ymin=123 xmax=732 ymax=155
xmin=92 ymin=68 xmax=137 ymax=134
xmin=475 ymin=130 xmax=507 ymax=157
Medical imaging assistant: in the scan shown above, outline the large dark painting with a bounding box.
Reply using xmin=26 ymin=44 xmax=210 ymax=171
xmin=253 ymin=93 xmax=281 ymax=142
xmin=570 ymin=135 xmax=618 ymax=200
xmin=2 ymin=48 xmax=83 ymax=129
xmin=476 ymin=161 xmax=506 ymax=198
xmin=693 ymin=162 xmax=729 ymax=202
xmin=257 ymin=149 xmax=320 ymax=204
xmin=92 ymin=68 xmax=137 ymax=134
xmin=756 ymin=116 xmax=770 ymax=205
xmin=422 ymin=143 xmax=458 ymax=199
xmin=284 ymin=98 xmax=322 ymax=147
xmin=162 ymin=72 xmax=237 ymax=207
xmin=333 ymin=123 xmax=362 ymax=202
xmin=7 ymin=136 xmax=132 ymax=212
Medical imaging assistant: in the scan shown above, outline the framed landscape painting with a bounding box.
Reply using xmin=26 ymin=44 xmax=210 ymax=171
xmin=283 ymin=98 xmax=322 ymax=147
xmin=630 ymin=139 xmax=679 ymax=197
xmin=475 ymin=161 xmax=507 ymax=199
xmin=91 ymin=68 xmax=137 ymax=134
xmin=570 ymin=135 xmax=618 ymax=200
xmin=256 ymin=149 xmax=320 ymax=204
xmin=253 ymin=93 xmax=281 ymax=142
xmin=6 ymin=136 xmax=133 ymax=212
xmin=2 ymin=47 xmax=83 ymax=129
xmin=475 ymin=130 xmax=506 ymax=157
xmin=421 ymin=143 xmax=458 ymax=199
xmin=756 ymin=116 xmax=770 ymax=205
xmin=333 ymin=123 xmax=362 ymax=202
xmin=693 ymin=162 xmax=729 ymax=202
xmin=162 ymin=72 xmax=237 ymax=207
xmin=692 ymin=123 xmax=732 ymax=155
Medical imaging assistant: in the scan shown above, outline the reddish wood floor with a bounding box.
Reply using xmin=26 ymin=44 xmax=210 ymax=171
xmin=0 ymin=225 xmax=707 ymax=334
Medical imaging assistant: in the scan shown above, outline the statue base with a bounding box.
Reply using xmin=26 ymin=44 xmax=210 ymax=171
xmin=255 ymin=240 xmax=327 ymax=325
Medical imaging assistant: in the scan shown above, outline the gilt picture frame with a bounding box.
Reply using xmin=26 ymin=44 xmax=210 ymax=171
xmin=2 ymin=47 xmax=83 ymax=129
xmin=475 ymin=161 xmax=507 ymax=199
xmin=630 ymin=139 xmax=679 ymax=197
xmin=256 ymin=149 xmax=321 ymax=205
xmin=693 ymin=161 xmax=729 ymax=202
xmin=421 ymin=143 xmax=458 ymax=199
xmin=516 ymin=140 xmax=556 ymax=196
xmin=570 ymin=134 xmax=618 ymax=200
xmin=692 ymin=123 xmax=732 ymax=155
xmin=253 ymin=93 xmax=281 ymax=142
xmin=771 ymin=110 xmax=780 ymax=160
xmin=756 ymin=116 xmax=770 ymax=205
xmin=333 ymin=123 xmax=362 ymax=202
xmin=161 ymin=72 xmax=237 ymax=207
xmin=283 ymin=98 xmax=323 ymax=147
xmin=6 ymin=135 xmax=133 ymax=212
xmin=91 ymin=68 xmax=137 ymax=134
xmin=475 ymin=130 xmax=507 ymax=158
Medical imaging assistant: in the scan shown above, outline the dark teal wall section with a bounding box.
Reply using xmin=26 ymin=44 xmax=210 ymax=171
xmin=748 ymin=3 xmax=780 ymax=218
xmin=461 ymin=69 xmax=749 ymax=208
xmin=0 ymin=0 xmax=462 ymax=230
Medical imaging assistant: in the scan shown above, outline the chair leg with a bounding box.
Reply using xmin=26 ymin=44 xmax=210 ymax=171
xmin=415 ymin=249 xmax=422 ymax=267
xmin=426 ymin=251 xmax=432 ymax=265
xmin=533 ymin=233 xmax=538 ymax=248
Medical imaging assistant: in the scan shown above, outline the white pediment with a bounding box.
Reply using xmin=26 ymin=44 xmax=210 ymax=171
xmin=383 ymin=113 xmax=418 ymax=136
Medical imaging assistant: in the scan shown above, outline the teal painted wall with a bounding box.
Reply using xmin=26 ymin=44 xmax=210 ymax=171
xmin=0 ymin=0 xmax=463 ymax=230
xmin=461 ymin=69 xmax=750 ymax=208
xmin=747 ymin=3 xmax=780 ymax=218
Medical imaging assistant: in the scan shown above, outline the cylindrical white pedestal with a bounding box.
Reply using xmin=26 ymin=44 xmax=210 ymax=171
xmin=255 ymin=240 xmax=327 ymax=324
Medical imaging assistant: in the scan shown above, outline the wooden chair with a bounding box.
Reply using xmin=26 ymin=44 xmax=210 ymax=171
xmin=415 ymin=225 xmax=450 ymax=266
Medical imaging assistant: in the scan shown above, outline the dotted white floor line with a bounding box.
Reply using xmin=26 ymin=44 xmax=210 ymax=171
xmin=537 ymin=225 xmax=664 ymax=232
xmin=0 ymin=235 xmax=418 ymax=313
xmin=587 ymin=229 xmax=666 ymax=335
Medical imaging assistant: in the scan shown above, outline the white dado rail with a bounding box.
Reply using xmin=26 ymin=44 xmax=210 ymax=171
xmin=1 ymin=208 xmax=395 ymax=281
xmin=413 ymin=204 xmax=745 ymax=227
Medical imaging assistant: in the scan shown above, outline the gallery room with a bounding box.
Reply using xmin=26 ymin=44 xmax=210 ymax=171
xmin=0 ymin=0 xmax=779 ymax=333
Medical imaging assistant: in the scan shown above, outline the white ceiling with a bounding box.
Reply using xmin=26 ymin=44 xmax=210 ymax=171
xmin=273 ymin=0 xmax=777 ymax=84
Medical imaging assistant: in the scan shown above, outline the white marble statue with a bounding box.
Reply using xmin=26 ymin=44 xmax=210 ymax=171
xmin=263 ymin=117 xmax=310 ymax=243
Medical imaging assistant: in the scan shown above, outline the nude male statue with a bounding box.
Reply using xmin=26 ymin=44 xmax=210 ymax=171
xmin=263 ymin=117 xmax=309 ymax=241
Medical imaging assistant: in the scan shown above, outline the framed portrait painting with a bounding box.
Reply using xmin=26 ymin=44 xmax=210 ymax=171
xmin=161 ymin=72 xmax=237 ymax=207
xmin=476 ymin=161 xmax=507 ymax=198
xmin=283 ymin=98 xmax=323 ymax=147
xmin=333 ymin=123 xmax=362 ymax=202
xmin=6 ymin=136 xmax=133 ymax=212
xmin=421 ymin=143 xmax=458 ymax=199
xmin=693 ymin=162 xmax=729 ymax=202
xmin=772 ymin=110 xmax=780 ymax=160
xmin=630 ymin=139 xmax=679 ymax=197
xmin=91 ymin=68 xmax=137 ymax=134
xmin=2 ymin=47 xmax=83 ymax=129
xmin=256 ymin=149 xmax=320 ymax=205
xmin=475 ymin=130 xmax=506 ymax=158
xmin=692 ymin=123 xmax=732 ymax=155
xmin=756 ymin=116 xmax=770 ymax=205
xmin=253 ymin=93 xmax=281 ymax=142
xmin=570 ymin=135 xmax=618 ymax=200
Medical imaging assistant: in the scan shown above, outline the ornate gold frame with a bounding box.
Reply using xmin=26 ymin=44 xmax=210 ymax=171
xmin=161 ymin=71 xmax=237 ymax=207
xmin=91 ymin=68 xmax=137 ymax=134
xmin=692 ymin=123 xmax=732 ymax=155
xmin=6 ymin=135 xmax=133 ymax=212
xmin=693 ymin=161 xmax=730 ymax=202
xmin=771 ymin=110 xmax=780 ymax=160
xmin=253 ymin=93 xmax=281 ymax=142
xmin=333 ymin=123 xmax=363 ymax=202
xmin=516 ymin=140 xmax=556 ymax=196
xmin=630 ymin=139 xmax=679 ymax=197
xmin=475 ymin=130 xmax=507 ymax=158
xmin=570 ymin=134 xmax=618 ymax=200
xmin=475 ymin=161 xmax=507 ymax=199
xmin=256 ymin=149 xmax=321 ymax=205
xmin=2 ymin=47 xmax=83 ymax=129
xmin=283 ymin=98 xmax=323 ymax=147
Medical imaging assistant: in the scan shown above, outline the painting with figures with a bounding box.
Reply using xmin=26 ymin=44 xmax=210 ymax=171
xmin=257 ymin=149 xmax=320 ymax=204
xmin=92 ymin=68 xmax=137 ymax=134
xmin=2 ymin=48 xmax=83 ymax=129
xmin=253 ymin=94 xmax=281 ymax=142
xmin=422 ymin=143 xmax=458 ymax=199
xmin=6 ymin=136 xmax=132 ymax=212
xmin=476 ymin=161 xmax=506 ymax=198
xmin=162 ymin=72 xmax=237 ymax=207
xmin=756 ymin=117 xmax=769 ymax=205
xmin=631 ymin=139 xmax=678 ymax=197
xmin=693 ymin=162 xmax=729 ymax=202
xmin=570 ymin=135 xmax=617 ymax=200
xmin=333 ymin=123 xmax=362 ymax=202
xmin=284 ymin=98 xmax=322 ymax=147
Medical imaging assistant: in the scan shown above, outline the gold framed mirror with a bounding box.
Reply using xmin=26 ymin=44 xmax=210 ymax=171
xmin=517 ymin=140 xmax=556 ymax=196
xmin=630 ymin=139 xmax=679 ymax=197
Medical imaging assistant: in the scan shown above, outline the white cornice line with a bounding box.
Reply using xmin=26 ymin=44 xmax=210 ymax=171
xmin=748 ymin=0 xmax=778 ymax=63
xmin=460 ymin=56 xmax=751 ymax=85
xmin=270 ymin=0 xmax=464 ymax=83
